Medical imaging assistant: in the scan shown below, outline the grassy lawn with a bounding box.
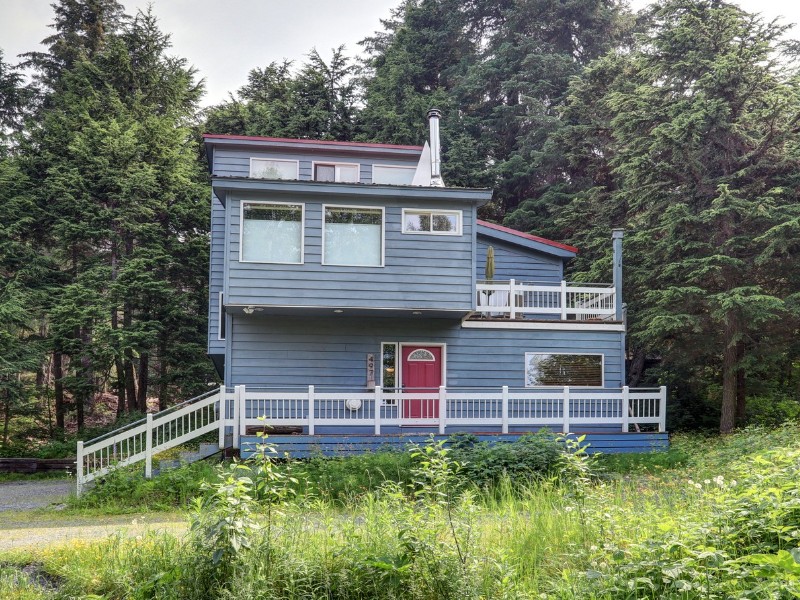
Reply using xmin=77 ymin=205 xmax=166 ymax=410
xmin=0 ymin=425 xmax=798 ymax=599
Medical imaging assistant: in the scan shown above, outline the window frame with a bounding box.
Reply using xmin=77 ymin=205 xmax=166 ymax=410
xmin=372 ymin=164 xmax=416 ymax=186
xmin=380 ymin=342 xmax=399 ymax=394
xmin=321 ymin=204 xmax=385 ymax=267
xmin=312 ymin=161 xmax=361 ymax=183
xmin=524 ymin=352 xmax=604 ymax=388
xmin=217 ymin=291 xmax=225 ymax=340
xmin=249 ymin=157 xmax=299 ymax=180
xmin=239 ymin=199 xmax=305 ymax=265
xmin=401 ymin=209 xmax=462 ymax=236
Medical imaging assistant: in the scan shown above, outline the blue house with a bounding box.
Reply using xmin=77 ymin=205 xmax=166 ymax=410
xmin=74 ymin=112 xmax=668 ymax=492
xmin=201 ymin=110 xmax=667 ymax=456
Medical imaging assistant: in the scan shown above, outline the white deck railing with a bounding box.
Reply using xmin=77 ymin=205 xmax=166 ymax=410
xmin=228 ymin=385 xmax=666 ymax=444
xmin=76 ymin=387 xmax=223 ymax=494
xmin=476 ymin=280 xmax=616 ymax=320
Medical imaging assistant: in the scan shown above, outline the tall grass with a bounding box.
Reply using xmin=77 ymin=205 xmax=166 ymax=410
xmin=2 ymin=424 xmax=798 ymax=599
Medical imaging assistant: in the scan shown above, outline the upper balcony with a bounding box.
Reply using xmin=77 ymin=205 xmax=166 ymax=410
xmin=474 ymin=280 xmax=617 ymax=321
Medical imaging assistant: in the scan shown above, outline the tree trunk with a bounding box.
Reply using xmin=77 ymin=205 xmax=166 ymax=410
xmin=53 ymin=351 xmax=65 ymax=432
xmin=720 ymin=315 xmax=739 ymax=434
xmin=157 ymin=338 xmax=168 ymax=411
xmin=735 ymin=341 xmax=746 ymax=426
xmin=2 ymin=391 xmax=10 ymax=447
xmin=137 ymin=352 xmax=149 ymax=412
xmin=627 ymin=347 xmax=646 ymax=387
xmin=115 ymin=357 xmax=126 ymax=417
xmin=124 ymin=358 xmax=137 ymax=413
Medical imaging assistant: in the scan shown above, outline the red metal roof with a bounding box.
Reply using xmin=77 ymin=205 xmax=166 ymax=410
xmin=477 ymin=220 xmax=578 ymax=253
xmin=202 ymin=133 xmax=423 ymax=151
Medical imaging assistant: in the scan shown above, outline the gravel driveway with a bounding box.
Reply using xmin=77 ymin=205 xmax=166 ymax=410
xmin=0 ymin=479 xmax=73 ymax=511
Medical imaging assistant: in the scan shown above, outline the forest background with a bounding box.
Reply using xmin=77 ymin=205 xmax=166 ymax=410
xmin=1 ymin=0 xmax=799 ymax=452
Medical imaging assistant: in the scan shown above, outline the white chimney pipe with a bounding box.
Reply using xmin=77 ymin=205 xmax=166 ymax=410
xmin=427 ymin=108 xmax=445 ymax=187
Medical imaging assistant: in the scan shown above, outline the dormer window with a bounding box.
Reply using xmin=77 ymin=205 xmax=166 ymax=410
xmin=314 ymin=162 xmax=359 ymax=183
xmin=249 ymin=158 xmax=298 ymax=180
xmin=373 ymin=165 xmax=415 ymax=185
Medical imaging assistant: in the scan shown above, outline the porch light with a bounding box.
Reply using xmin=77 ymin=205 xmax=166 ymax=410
xmin=243 ymin=306 xmax=255 ymax=314
xmin=412 ymin=311 xmax=422 ymax=315
xmin=333 ymin=309 xmax=344 ymax=313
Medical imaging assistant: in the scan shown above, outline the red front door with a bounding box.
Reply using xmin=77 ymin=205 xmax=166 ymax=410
xmin=402 ymin=345 xmax=442 ymax=419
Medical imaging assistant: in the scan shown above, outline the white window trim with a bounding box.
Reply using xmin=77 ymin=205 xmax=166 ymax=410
xmin=217 ymin=291 xmax=225 ymax=341
xmin=239 ymin=199 xmax=305 ymax=265
xmin=380 ymin=342 xmax=399 ymax=395
xmin=249 ymin=157 xmax=300 ymax=180
xmin=398 ymin=342 xmax=447 ymax=389
xmin=372 ymin=163 xmax=416 ymax=185
xmin=312 ymin=160 xmax=361 ymax=183
xmin=524 ymin=352 xmax=605 ymax=388
xmin=321 ymin=204 xmax=385 ymax=267
xmin=401 ymin=208 xmax=462 ymax=236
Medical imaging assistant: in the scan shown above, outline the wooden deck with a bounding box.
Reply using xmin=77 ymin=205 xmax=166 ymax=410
xmin=240 ymin=432 xmax=669 ymax=459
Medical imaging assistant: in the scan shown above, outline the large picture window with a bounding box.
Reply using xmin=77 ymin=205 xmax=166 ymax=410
xmin=402 ymin=209 xmax=461 ymax=235
xmin=323 ymin=206 xmax=384 ymax=267
xmin=240 ymin=201 xmax=304 ymax=263
xmin=249 ymin=158 xmax=298 ymax=180
xmin=525 ymin=353 xmax=603 ymax=387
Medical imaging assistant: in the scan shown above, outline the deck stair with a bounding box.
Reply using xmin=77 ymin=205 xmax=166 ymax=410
xmin=153 ymin=442 xmax=221 ymax=474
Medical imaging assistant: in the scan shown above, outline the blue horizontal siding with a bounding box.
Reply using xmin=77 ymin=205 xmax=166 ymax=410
xmin=227 ymin=315 xmax=624 ymax=389
xmin=226 ymin=197 xmax=475 ymax=311
xmin=476 ymin=236 xmax=563 ymax=283
xmin=240 ymin=432 xmax=669 ymax=458
xmin=207 ymin=194 xmax=225 ymax=354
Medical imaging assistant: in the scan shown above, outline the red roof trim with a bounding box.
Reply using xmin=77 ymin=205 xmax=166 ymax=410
xmin=477 ymin=220 xmax=578 ymax=253
xmin=202 ymin=133 xmax=423 ymax=151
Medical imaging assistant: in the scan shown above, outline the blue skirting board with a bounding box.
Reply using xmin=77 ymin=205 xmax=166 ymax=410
xmin=240 ymin=432 xmax=669 ymax=459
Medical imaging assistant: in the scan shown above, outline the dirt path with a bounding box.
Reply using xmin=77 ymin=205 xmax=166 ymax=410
xmin=0 ymin=479 xmax=186 ymax=550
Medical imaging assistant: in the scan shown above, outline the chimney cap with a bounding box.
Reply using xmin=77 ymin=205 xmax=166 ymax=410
xmin=612 ymin=228 xmax=624 ymax=239
xmin=427 ymin=108 xmax=442 ymax=120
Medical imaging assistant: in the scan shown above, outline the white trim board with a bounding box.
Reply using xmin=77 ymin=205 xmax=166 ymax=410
xmin=461 ymin=320 xmax=625 ymax=332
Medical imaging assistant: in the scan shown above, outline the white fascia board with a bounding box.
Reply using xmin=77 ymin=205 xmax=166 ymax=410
xmin=461 ymin=320 xmax=625 ymax=332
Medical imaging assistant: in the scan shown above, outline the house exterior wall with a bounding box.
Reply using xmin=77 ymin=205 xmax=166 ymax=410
xmin=476 ymin=236 xmax=564 ymax=283
xmin=224 ymin=193 xmax=476 ymax=312
xmin=226 ymin=315 xmax=624 ymax=389
xmin=207 ymin=193 xmax=226 ymax=355
xmin=212 ymin=147 xmax=418 ymax=183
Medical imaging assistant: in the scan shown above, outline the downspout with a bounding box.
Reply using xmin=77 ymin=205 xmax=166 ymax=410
xmin=427 ymin=108 xmax=445 ymax=187
xmin=612 ymin=229 xmax=624 ymax=321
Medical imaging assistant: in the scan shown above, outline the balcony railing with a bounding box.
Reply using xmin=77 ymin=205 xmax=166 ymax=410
xmin=476 ymin=280 xmax=616 ymax=320
xmin=220 ymin=384 xmax=666 ymax=448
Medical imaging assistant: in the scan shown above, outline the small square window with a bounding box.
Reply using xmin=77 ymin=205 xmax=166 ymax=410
xmin=402 ymin=210 xmax=461 ymax=235
xmin=314 ymin=163 xmax=359 ymax=183
xmin=323 ymin=206 xmax=383 ymax=266
xmin=250 ymin=158 xmax=298 ymax=180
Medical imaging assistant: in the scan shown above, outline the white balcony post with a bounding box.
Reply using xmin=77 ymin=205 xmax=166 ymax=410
xmin=659 ymin=385 xmax=667 ymax=432
xmin=501 ymin=385 xmax=509 ymax=434
xmin=562 ymin=386 xmax=570 ymax=434
xmin=218 ymin=384 xmax=226 ymax=449
xmin=308 ymin=385 xmax=315 ymax=436
xmin=233 ymin=385 xmax=243 ymax=450
xmin=76 ymin=441 xmax=84 ymax=496
xmin=621 ymin=385 xmax=630 ymax=433
xmin=145 ymin=413 xmax=153 ymax=479
xmin=374 ymin=386 xmax=382 ymax=435
xmin=439 ymin=386 xmax=447 ymax=434
xmin=560 ymin=280 xmax=568 ymax=320
xmin=509 ymin=279 xmax=516 ymax=319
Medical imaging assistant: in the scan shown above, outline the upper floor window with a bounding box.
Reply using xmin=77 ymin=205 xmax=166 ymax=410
xmin=525 ymin=353 xmax=603 ymax=388
xmin=402 ymin=209 xmax=461 ymax=235
xmin=314 ymin=162 xmax=359 ymax=183
xmin=240 ymin=201 xmax=304 ymax=264
xmin=249 ymin=158 xmax=298 ymax=180
xmin=373 ymin=165 xmax=415 ymax=185
xmin=323 ymin=205 xmax=384 ymax=267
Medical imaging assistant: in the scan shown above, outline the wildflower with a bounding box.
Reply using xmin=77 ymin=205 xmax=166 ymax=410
xmin=694 ymin=483 xmax=702 ymax=489
xmin=713 ymin=475 xmax=724 ymax=487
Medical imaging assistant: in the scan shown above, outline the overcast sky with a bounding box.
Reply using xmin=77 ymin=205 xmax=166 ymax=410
xmin=1 ymin=0 xmax=798 ymax=107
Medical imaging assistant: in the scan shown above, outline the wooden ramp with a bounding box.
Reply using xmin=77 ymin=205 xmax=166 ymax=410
xmin=240 ymin=432 xmax=669 ymax=459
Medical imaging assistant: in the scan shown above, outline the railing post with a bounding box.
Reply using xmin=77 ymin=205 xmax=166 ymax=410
xmin=560 ymin=280 xmax=568 ymax=320
xmin=233 ymin=385 xmax=242 ymax=450
xmin=501 ymin=385 xmax=509 ymax=434
xmin=439 ymin=386 xmax=447 ymax=434
xmin=374 ymin=386 xmax=382 ymax=435
xmin=308 ymin=385 xmax=315 ymax=436
xmin=76 ymin=441 xmax=84 ymax=496
xmin=659 ymin=385 xmax=667 ymax=432
xmin=562 ymin=386 xmax=570 ymax=433
xmin=218 ymin=384 xmax=226 ymax=449
xmin=621 ymin=385 xmax=630 ymax=433
xmin=509 ymin=279 xmax=516 ymax=319
xmin=145 ymin=413 xmax=153 ymax=479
